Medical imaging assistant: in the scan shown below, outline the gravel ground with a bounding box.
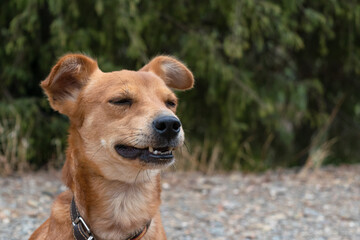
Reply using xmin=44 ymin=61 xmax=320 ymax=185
xmin=0 ymin=165 xmax=359 ymax=240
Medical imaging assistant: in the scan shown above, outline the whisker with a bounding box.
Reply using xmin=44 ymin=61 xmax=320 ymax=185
xmin=133 ymin=168 xmax=143 ymax=185
xmin=171 ymin=163 xmax=177 ymax=172
xmin=89 ymin=145 xmax=104 ymax=162
xmin=145 ymin=170 xmax=156 ymax=188
xmin=183 ymin=141 xmax=190 ymax=153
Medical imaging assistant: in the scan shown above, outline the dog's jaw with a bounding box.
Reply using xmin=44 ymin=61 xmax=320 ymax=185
xmin=84 ymin=146 xmax=162 ymax=183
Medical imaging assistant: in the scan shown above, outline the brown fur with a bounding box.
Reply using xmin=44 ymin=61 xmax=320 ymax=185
xmin=30 ymin=54 xmax=194 ymax=240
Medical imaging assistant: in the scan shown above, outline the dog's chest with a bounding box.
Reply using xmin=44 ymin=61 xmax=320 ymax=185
xmin=91 ymin=183 xmax=158 ymax=239
xmin=112 ymin=187 xmax=153 ymax=223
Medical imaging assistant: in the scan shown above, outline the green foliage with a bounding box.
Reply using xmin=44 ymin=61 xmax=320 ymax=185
xmin=1 ymin=0 xmax=359 ymax=171
xmin=0 ymin=99 xmax=68 ymax=171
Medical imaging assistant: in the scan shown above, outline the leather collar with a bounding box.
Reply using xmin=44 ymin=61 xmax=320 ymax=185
xmin=70 ymin=197 xmax=151 ymax=240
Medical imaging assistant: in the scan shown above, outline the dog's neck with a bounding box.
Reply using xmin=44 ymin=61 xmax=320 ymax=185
xmin=63 ymin=145 xmax=161 ymax=240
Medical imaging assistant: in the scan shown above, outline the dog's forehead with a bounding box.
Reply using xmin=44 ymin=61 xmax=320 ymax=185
xmin=98 ymin=70 xmax=164 ymax=86
xmin=85 ymin=70 xmax=172 ymax=98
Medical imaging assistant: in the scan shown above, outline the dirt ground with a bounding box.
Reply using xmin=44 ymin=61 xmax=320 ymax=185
xmin=0 ymin=165 xmax=359 ymax=240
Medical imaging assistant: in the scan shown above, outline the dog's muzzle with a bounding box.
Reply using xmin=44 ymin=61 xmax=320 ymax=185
xmin=114 ymin=115 xmax=182 ymax=165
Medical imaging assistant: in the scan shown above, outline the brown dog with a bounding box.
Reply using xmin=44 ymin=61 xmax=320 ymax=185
xmin=30 ymin=54 xmax=194 ymax=240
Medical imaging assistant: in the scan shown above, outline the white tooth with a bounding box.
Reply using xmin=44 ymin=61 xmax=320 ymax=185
xmin=149 ymin=147 xmax=154 ymax=153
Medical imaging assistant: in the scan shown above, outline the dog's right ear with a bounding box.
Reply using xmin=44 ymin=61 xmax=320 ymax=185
xmin=41 ymin=54 xmax=98 ymax=116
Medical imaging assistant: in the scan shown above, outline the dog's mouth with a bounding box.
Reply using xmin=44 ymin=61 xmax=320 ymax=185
xmin=114 ymin=145 xmax=175 ymax=165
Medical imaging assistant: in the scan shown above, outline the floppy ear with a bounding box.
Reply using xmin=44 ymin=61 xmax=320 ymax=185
xmin=41 ymin=54 xmax=98 ymax=116
xmin=140 ymin=56 xmax=194 ymax=90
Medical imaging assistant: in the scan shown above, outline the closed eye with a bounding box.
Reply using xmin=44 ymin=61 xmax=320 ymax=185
xmin=166 ymin=100 xmax=176 ymax=108
xmin=109 ymin=98 xmax=133 ymax=106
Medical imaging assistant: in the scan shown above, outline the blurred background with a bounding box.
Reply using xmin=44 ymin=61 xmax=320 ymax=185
xmin=1 ymin=0 xmax=360 ymax=175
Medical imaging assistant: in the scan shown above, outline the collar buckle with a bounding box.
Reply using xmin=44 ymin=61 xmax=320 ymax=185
xmin=72 ymin=215 xmax=94 ymax=240
xmin=73 ymin=216 xmax=91 ymax=234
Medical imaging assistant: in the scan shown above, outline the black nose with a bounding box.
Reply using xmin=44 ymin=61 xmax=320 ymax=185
xmin=153 ymin=116 xmax=181 ymax=140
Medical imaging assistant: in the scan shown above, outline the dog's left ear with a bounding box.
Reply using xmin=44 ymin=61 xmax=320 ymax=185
xmin=140 ymin=56 xmax=194 ymax=90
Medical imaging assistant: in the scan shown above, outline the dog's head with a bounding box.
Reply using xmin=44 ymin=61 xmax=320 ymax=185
xmin=41 ymin=54 xmax=193 ymax=181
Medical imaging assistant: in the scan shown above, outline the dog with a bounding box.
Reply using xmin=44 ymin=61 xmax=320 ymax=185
xmin=30 ymin=53 xmax=194 ymax=240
